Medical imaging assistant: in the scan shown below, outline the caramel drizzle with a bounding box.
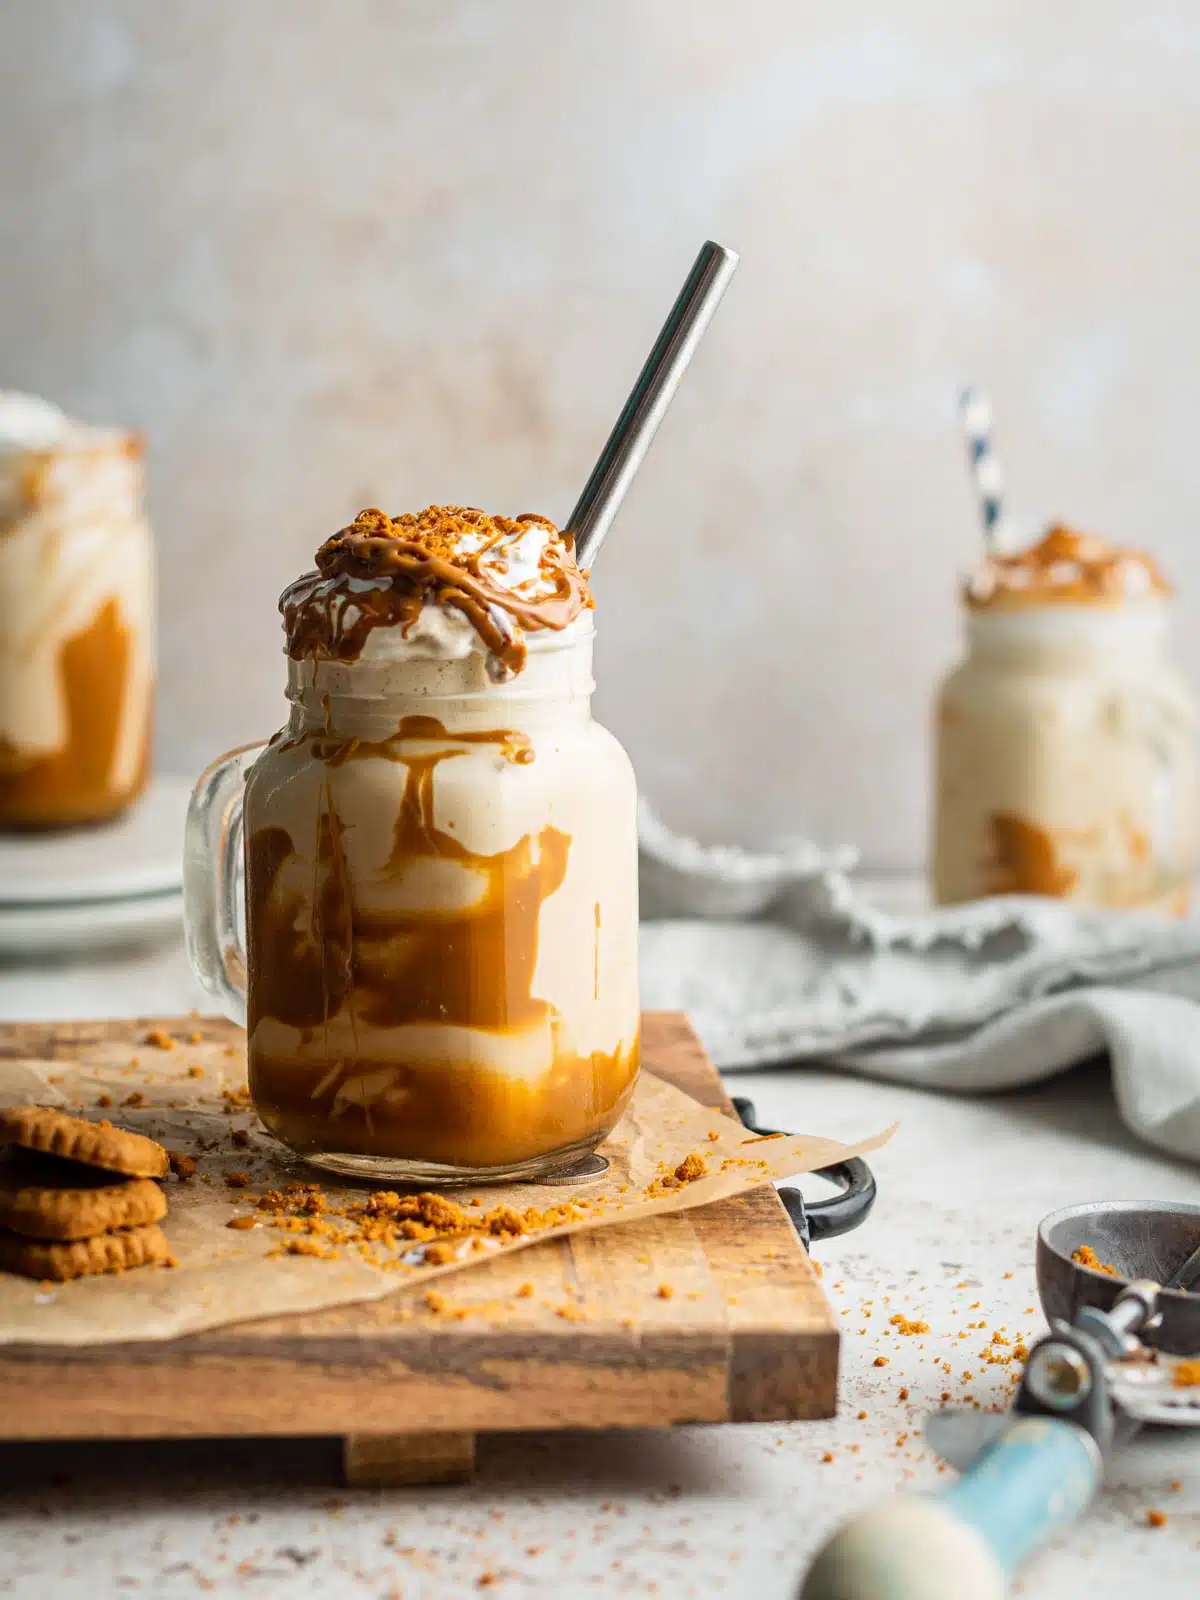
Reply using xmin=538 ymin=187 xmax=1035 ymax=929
xmin=246 ymin=716 xmax=568 ymax=1042
xmin=965 ymin=523 xmax=1169 ymax=610
xmin=286 ymin=713 xmax=535 ymax=769
xmin=281 ymin=505 xmax=592 ymax=674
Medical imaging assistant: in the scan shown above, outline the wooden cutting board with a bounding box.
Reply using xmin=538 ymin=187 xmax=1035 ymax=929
xmin=0 ymin=1011 xmax=837 ymax=1484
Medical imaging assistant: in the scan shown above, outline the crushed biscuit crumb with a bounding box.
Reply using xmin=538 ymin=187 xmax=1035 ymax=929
xmin=889 ymin=1313 xmax=930 ymax=1335
xmin=1072 ymin=1244 xmax=1120 ymax=1277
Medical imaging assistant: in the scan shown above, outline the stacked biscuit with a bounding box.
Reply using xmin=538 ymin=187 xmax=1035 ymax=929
xmin=0 ymin=1108 xmax=172 ymax=1281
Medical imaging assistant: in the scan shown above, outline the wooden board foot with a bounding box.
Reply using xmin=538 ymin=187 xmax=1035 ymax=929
xmin=342 ymin=1429 xmax=477 ymax=1487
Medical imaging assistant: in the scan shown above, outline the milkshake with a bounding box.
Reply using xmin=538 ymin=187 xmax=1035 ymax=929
xmin=933 ymin=524 xmax=1198 ymax=910
xmin=0 ymin=392 xmax=154 ymax=828
xmin=186 ymin=505 xmax=640 ymax=1181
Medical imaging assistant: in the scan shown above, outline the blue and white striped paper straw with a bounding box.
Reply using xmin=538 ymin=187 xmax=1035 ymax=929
xmin=959 ymin=387 xmax=1005 ymax=549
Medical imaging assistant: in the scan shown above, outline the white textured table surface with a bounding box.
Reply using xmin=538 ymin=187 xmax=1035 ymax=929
xmin=0 ymin=904 xmax=1196 ymax=1599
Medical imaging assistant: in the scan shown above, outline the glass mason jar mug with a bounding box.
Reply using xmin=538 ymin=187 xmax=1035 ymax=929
xmin=932 ymin=599 xmax=1199 ymax=910
xmin=0 ymin=396 xmax=154 ymax=830
xmin=184 ymin=619 xmax=641 ymax=1183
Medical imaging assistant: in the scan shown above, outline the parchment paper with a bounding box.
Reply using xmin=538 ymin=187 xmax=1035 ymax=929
xmin=0 ymin=1030 xmax=892 ymax=1344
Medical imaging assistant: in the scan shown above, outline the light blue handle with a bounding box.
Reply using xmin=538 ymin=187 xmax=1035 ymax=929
xmin=936 ymin=1415 xmax=1100 ymax=1577
xmin=801 ymin=1416 xmax=1101 ymax=1600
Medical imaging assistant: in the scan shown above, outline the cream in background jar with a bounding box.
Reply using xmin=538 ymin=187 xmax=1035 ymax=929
xmin=0 ymin=391 xmax=154 ymax=828
xmin=932 ymin=525 xmax=1198 ymax=911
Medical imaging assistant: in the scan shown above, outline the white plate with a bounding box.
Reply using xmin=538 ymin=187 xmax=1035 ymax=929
xmin=0 ymin=776 xmax=192 ymax=907
xmin=0 ymin=890 xmax=183 ymax=957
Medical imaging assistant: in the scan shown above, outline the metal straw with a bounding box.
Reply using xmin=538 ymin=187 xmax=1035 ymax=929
xmin=959 ymin=386 xmax=1005 ymax=551
xmin=567 ymin=240 xmax=739 ymax=568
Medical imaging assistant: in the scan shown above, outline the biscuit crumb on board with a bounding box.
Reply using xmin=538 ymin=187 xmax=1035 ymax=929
xmin=168 ymin=1152 xmax=197 ymax=1181
xmin=656 ymin=1283 xmax=674 ymax=1300
xmin=644 ymin=1150 xmax=710 ymax=1199
xmin=143 ymin=1029 xmax=176 ymax=1050
xmin=1145 ymin=1509 xmax=1168 ymax=1528
xmin=226 ymin=1215 xmax=257 ymax=1232
xmin=248 ymin=1183 xmax=589 ymax=1268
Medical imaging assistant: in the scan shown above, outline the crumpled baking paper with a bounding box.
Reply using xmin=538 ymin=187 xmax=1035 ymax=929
xmin=0 ymin=1022 xmax=892 ymax=1345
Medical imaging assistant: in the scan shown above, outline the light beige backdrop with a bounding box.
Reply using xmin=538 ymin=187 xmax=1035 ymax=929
xmin=3 ymin=0 xmax=1198 ymax=868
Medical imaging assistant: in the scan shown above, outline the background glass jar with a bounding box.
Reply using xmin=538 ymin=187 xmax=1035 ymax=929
xmin=185 ymin=619 xmax=641 ymax=1182
xmin=932 ymin=599 xmax=1198 ymax=911
xmin=0 ymin=429 xmax=154 ymax=829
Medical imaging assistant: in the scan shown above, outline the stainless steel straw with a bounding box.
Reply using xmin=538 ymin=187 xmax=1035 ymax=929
xmin=566 ymin=240 xmax=739 ymax=568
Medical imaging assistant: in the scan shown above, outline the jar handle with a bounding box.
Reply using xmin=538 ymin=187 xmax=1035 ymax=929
xmin=183 ymin=743 xmax=265 ymax=1027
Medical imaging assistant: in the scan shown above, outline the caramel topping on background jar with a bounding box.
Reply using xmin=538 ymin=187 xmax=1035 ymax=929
xmin=963 ymin=522 xmax=1169 ymax=613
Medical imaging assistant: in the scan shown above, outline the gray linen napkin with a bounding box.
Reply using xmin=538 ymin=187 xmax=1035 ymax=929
xmin=637 ymin=801 xmax=1200 ymax=1161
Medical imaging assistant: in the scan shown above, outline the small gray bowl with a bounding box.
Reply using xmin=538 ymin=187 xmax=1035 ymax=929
xmin=1037 ymin=1200 xmax=1200 ymax=1356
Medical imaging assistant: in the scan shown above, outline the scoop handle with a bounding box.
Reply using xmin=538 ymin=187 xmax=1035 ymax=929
xmin=799 ymin=1416 xmax=1100 ymax=1600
